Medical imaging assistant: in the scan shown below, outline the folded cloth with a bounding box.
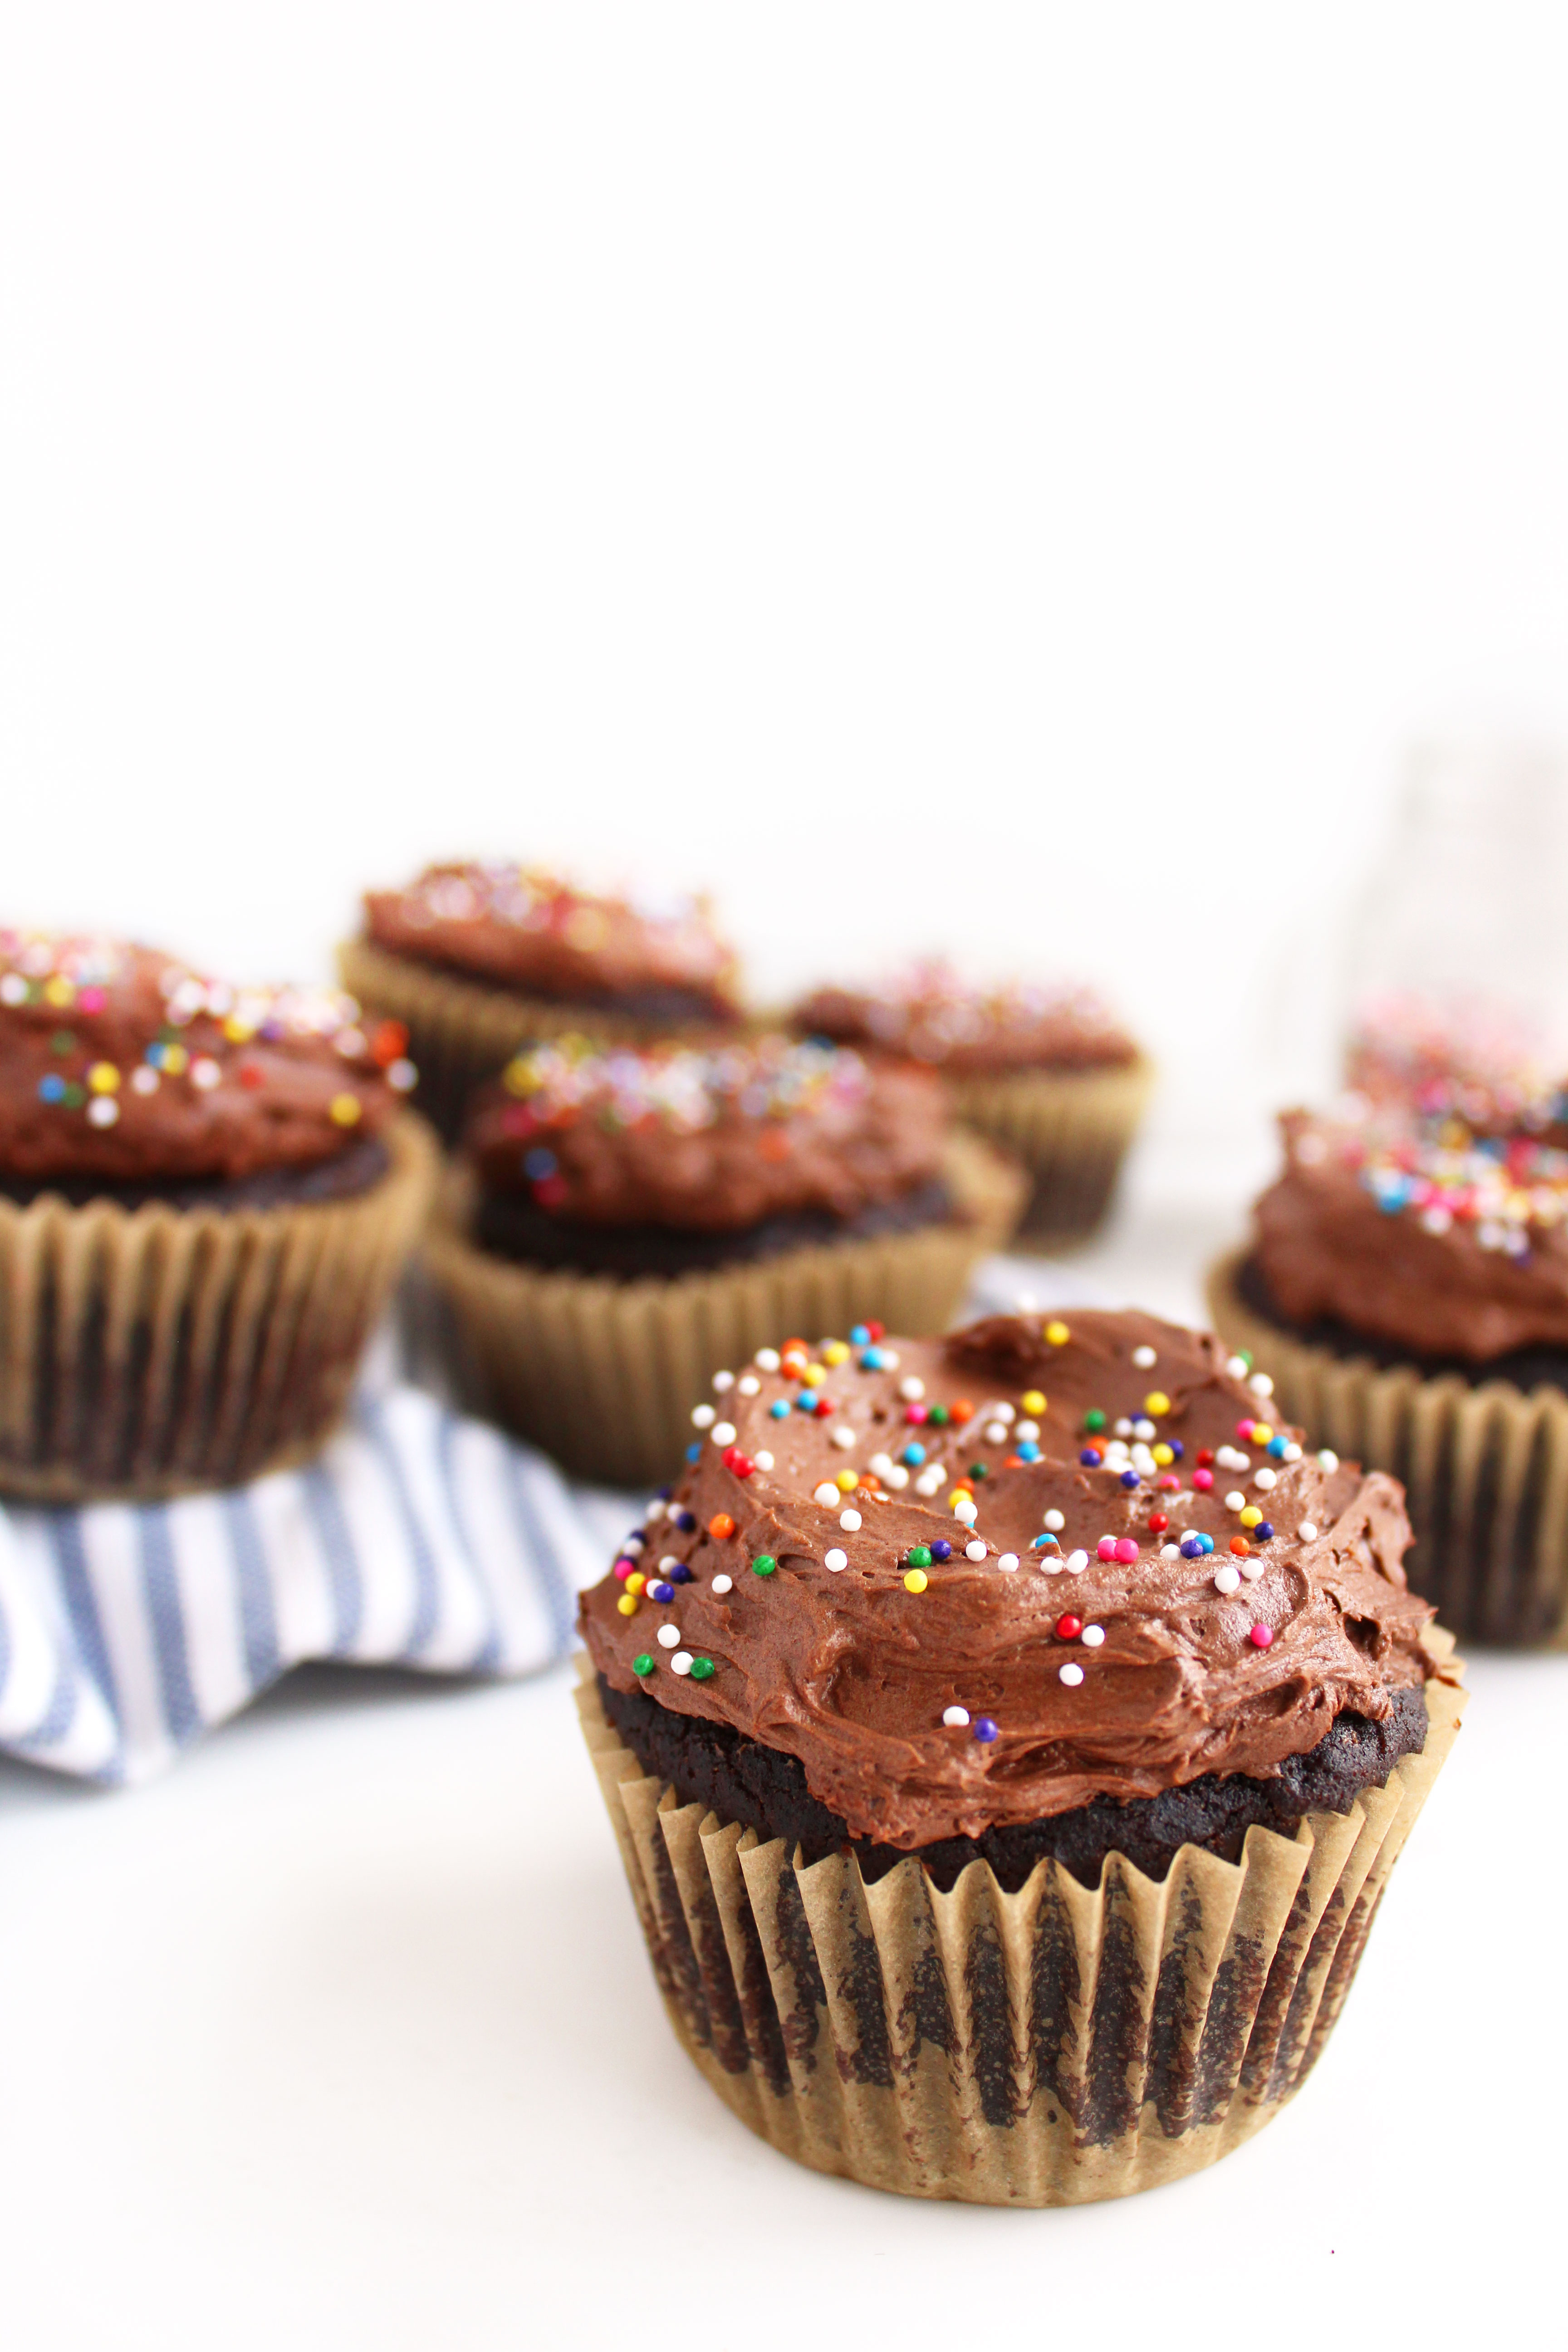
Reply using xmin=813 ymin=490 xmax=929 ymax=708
xmin=0 ymin=1387 xmax=617 ymax=1786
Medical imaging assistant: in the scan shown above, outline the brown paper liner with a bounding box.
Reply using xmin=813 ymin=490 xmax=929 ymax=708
xmin=0 ymin=1114 xmax=439 ymax=1503
xmin=945 ymin=1054 xmax=1155 ymax=1247
xmin=337 ymin=936 xmax=743 ymax=1139
xmin=1206 ymin=1249 xmax=1568 ymax=1648
xmin=575 ymin=1640 xmax=1462 ymax=2206
xmin=422 ymin=1132 xmax=1027 ymax=1487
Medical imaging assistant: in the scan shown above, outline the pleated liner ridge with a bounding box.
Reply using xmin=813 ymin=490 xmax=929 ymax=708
xmin=0 ymin=1115 xmax=438 ymax=1502
xmin=946 ymin=1054 xmax=1155 ymax=1247
xmin=576 ymin=1641 xmax=1462 ymax=2206
xmin=1207 ymin=1248 xmax=1568 ymax=1648
xmin=423 ymin=1131 xmax=1027 ymax=1488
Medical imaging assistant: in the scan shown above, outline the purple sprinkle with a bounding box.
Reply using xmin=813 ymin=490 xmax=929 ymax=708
xmin=1079 ymin=1447 xmax=1100 ymax=1467
xmin=657 ymin=1486 xmax=674 ymax=1501
xmin=1180 ymin=1537 xmax=1204 ymax=1559
xmin=670 ymin=1564 xmax=693 ymax=1584
xmin=930 ymin=1539 xmax=952 ymax=1562
xmin=675 ymin=1509 xmax=697 ymax=1533
xmin=972 ymin=1716 xmax=1000 ymax=1744
xmin=1169 ymin=1440 xmax=1185 ymax=1460
xmin=650 ymin=1581 xmax=675 ymax=1603
xmin=1119 ymin=1469 xmax=1139 ymax=1489
xmin=1255 ymin=1522 xmax=1274 ymax=1542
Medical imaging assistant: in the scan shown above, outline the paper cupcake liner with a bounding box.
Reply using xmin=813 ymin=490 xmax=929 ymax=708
xmin=421 ymin=1132 xmax=1027 ymax=1487
xmin=575 ymin=1642 xmax=1462 ymax=2206
xmin=0 ymin=1115 xmax=439 ymax=1503
xmin=1205 ymin=1249 xmax=1568 ymax=1647
xmin=338 ymin=937 xmax=741 ymax=1140
xmin=946 ymin=1054 xmax=1155 ymax=1247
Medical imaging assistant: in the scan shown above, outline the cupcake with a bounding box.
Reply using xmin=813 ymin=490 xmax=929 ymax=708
xmin=793 ymin=963 xmax=1152 ymax=1245
xmin=339 ymin=862 xmax=743 ymax=1136
xmin=0 ymin=932 xmax=437 ymax=1500
xmin=1207 ymin=1098 xmax=1568 ymax=1642
xmin=1344 ymin=992 xmax=1563 ymax=1130
xmin=422 ymin=1033 xmax=1024 ymax=1485
xmin=576 ymin=1307 xmax=1461 ymax=2205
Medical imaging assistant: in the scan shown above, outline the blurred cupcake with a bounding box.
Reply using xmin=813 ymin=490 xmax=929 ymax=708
xmin=423 ymin=1033 xmax=1024 ymax=1484
xmin=1207 ymin=1095 xmax=1568 ymax=1642
xmin=0 ymin=932 xmax=436 ymax=1500
xmin=339 ymin=862 xmax=743 ymax=1136
xmin=1345 ymin=992 xmax=1563 ymax=1131
xmin=577 ymin=1307 xmax=1461 ymax=2205
xmin=793 ymin=963 xmax=1152 ymax=1245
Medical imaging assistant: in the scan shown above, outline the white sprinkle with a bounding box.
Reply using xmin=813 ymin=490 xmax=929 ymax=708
xmin=1254 ymin=1467 xmax=1277 ymax=1490
xmin=692 ymin=1405 xmax=715 ymax=1429
xmin=644 ymin=1501 xmax=666 ymax=1523
xmin=671 ymin=1652 xmax=694 ymax=1676
xmin=1014 ymin=1419 xmax=1040 ymax=1443
xmin=87 ymin=1098 xmax=119 ymax=1127
xmin=965 ymin=1539 xmax=987 ymax=1562
xmin=1160 ymin=1543 xmax=1180 ymax=1559
xmin=755 ymin=1348 xmax=781 ymax=1372
xmin=711 ymin=1421 xmax=737 ymax=1447
xmin=954 ymin=1499 xmax=978 ymax=1524
xmin=753 ymin=1450 xmax=774 ymax=1472
xmin=1299 ymin=1521 xmax=1319 ymax=1542
xmin=623 ymin=1536 xmax=646 ymax=1555
xmin=657 ymin=1624 xmax=681 ymax=1648
xmin=659 ymin=1554 xmax=681 ymax=1574
xmin=1132 ymin=1418 xmax=1156 ymax=1442
xmin=831 ymin=1425 xmax=856 ymax=1450
xmin=1318 ymin=1450 xmax=1339 ymax=1473
xmin=1282 ymin=1442 xmax=1303 ymax=1463
xmin=130 ymin=1066 xmax=159 ymax=1095
xmin=1241 ymin=1559 xmax=1264 ymax=1582
xmin=1250 ymin=1372 xmax=1274 ymax=1397
xmin=0 ymin=974 xmax=24 ymax=1004
xmin=1225 ymin=1490 xmax=1247 ymax=1512
xmin=943 ymin=1705 xmax=970 ymax=1728
xmin=1114 ymin=1417 xmax=1132 ymax=1438
xmin=1041 ymin=1554 xmax=1063 ymax=1574
xmin=998 ymin=1553 xmax=1019 ymax=1572
xmin=869 ymin=1451 xmax=895 ymax=1477
xmin=839 ymin=1509 xmax=862 ymax=1532
xmin=993 ymin=1403 xmax=1016 ymax=1424
xmin=1043 ymin=1509 xmax=1065 ymax=1533
xmin=813 ymin=1482 xmax=840 ymax=1506
xmin=1216 ymin=1446 xmax=1251 ymax=1472
xmin=886 ymin=1466 xmax=909 ymax=1490
xmin=899 ymin=1377 xmax=925 ymax=1401
xmin=1065 ymin=1550 xmax=1088 ymax=1574
xmin=1213 ymin=1565 xmax=1242 ymax=1594
xmin=737 ymin=1375 xmax=760 ymax=1396
xmin=712 ymin=1370 xmax=735 ymax=1392
xmin=190 ymin=1057 xmax=221 ymax=1090
xmin=879 ymin=1350 xmax=900 ymax=1370
xmin=824 ymin=1548 xmax=848 ymax=1573
xmin=984 ymin=1423 xmax=1008 ymax=1444
xmin=1059 ymin=1662 xmax=1085 ymax=1687
xmin=1082 ymin=1624 xmax=1106 ymax=1647
xmin=1226 ymin=1355 xmax=1249 ymax=1379
xmin=387 ymin=1058 xmax=416 ymax=1091
xmin=1132 ymin=1346 xmax=1156 ymax=1369
xmin=915 ymin=1467 xmax=944 ymax=1497
xmin=710 ymin=1575 xmax=733 ymax=1595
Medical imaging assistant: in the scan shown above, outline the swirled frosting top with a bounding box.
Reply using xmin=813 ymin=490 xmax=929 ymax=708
xmin=578 ymin=1308 xmax=1437 ymax=1846
xmin=794 ymin=961 xmax=1137 ymax=1075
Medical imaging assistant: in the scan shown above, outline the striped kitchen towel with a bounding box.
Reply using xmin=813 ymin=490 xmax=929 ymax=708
xmin=0 ymin=1387 xmax=630 ymax=1786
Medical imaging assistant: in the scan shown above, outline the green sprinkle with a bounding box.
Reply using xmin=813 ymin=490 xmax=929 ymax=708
xmin=632 ymin=1653 xmax=654 ymax=1676
xmin=968 ymin=1461 xmax=989 ymax=1480
xmin=751 ymin=1554 xmax=777 ymax=1577
xmin=63 ymin=1083 xmax=85 ymax=1108
xmin=907 ymin=1544 xmax=933 ymax=1569
xmin=689 ymin=1656 xmax=715 ymax=1681
xmin=926 ymin=1404 xmax=950 ymax=1426
xmin=1083 ymin=1408 xmax=1107 ymax=1433
xmin=1239 ymin=1350 xmax=1254 ymax=1370
xmin=51 ymin=1029 xmax=75 ymax=1055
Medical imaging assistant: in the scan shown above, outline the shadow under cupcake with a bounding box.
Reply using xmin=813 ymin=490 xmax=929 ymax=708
xmin=422 ymin=1032 xmax=1024 ymax=1485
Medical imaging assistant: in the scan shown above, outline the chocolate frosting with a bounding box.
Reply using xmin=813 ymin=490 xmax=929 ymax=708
xmin=0 ymin=934 xmax=415 ymax=1184
xmin=578 ymin=1308 xmax=1437 ymax=1847
xmin=465 ymin=1034 xmax=948 ymax=1233
xmin=794 ymin=962 xmax=1137 ymax=1075
xmin=363 ymin=862 xmax=740 ymax=1017
xmin=1254 ymin=1107 xmax=1568 ymax=1363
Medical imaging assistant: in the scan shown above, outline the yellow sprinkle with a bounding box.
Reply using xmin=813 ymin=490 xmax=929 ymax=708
xmin=903 ymin=1569 xmax=929 ymax=1594
xmin=162 ymin=1044 xmax=188 ymax=1076
xmin=87 ymin=1062 xmax=120 ymax=1095
xmin=1044 ymin=1320 xmax=1070 ymax=1346
xmin=1152 ymin=1443 xmax=1174 ymax=1467
xmin=43 ymin=975 xmax=75 ymax=1008
xmin=502 ymin=1057 xmax=536 ymax=1097
xmin=835 ymin=1468 xmax=858 ymax=1493
xmin=1144 ymin=1391 xmax=1171 ymax=1416
xmin=1021 ymin=1389 xmax=1046 ymax=1415
xmin=1240 ymin=1506 xmax=1262 ymax=1529
xmin=223 ymin=1015 xmax=256 ymax=1044
xmin=801 ymin=1363 xmax=826 ymax=1387
xmin=625 ymin=1571 xmax=646 ymax=1595
xmin=822 ymin=1340 xmax=851 ymax=1367
xmin=616 ymin=1594 xmax=638 ymax=1617
xmin=1251 ymin=1423 xmax=1274 ymax=1445
xmin=329 ymin=1092 xmax=363 ymax=1126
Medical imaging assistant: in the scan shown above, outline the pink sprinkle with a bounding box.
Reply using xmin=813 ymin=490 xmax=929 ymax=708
xmin=1156 ymin=1474 xmax=1180 ymax=1491
xmin=1236 ymin=1418 xmax=1255 ymax=1440
xmin=1249 ymin=1624 xmax=1274 ymax=1649
xmin=1096 ymin=1537 xmax=1117 ymax=1561
xmin=1193 ymin=1467 xmax=1214 ymax=1491
xmin=613 ymin=1559 xmax=636 ymax=1582
xmin=78 ymin=987 xmax=106 ymax=1013
xmin=1113 ymin=1537 xmax=1139 ymax=1564
xmin=905 ymin=1404 xmax=929 ymax=1425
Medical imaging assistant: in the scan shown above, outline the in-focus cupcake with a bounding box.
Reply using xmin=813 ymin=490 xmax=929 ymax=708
xmin=1208 ymin=1095 xmax=1568 ymax=1642
xmin=0 ymin=932 xmax=437 ymax=1500
xmin=793 ymin=962 xmax=1152 ymax=1245
xmin=576 ymin=1307 xmax=1461 ymax=2205
xmin=339 ymin=862 xmax=743 ymax=1137
xmin=423 ymin=1033 xmax=1024 ymax=1484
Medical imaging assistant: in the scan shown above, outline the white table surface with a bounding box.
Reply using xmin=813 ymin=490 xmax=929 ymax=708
xmin=0 ymin=1196 xmax=1556 ymax=2347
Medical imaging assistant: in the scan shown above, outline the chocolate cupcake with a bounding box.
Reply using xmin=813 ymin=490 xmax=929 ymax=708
xmin=0 ymin=932 xmax=437 ymax=1499
xmin=338 ymin=862 xmax=743 ymax=1136
xmin=423 ymin=1034 xmax=1024 ymax=1484
xmin=794 ymin=964 xmax=1152 ymax=1245
xmin=577 ymin=1307 xmax=1461 ymax=2205
xmin=1208 ymin=1099 xmax=1568 ymax=1642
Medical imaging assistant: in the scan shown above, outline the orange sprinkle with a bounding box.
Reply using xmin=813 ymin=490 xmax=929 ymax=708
xmin=709 ymin=1513 xmax=737 ymax=1540
xmin=949 ymin=1399 xmax=974 ymax=1425
xmin=1230 ymin=1536 xmax=1250 ymax=1557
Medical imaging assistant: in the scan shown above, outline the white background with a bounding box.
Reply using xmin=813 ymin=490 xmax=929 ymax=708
xmin=0 ymin=6 xmax=1565 ymax=2343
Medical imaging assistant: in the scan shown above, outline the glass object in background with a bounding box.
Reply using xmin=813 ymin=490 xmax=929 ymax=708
xmin=1342 ymin=738 xmax=1568 ymax=1113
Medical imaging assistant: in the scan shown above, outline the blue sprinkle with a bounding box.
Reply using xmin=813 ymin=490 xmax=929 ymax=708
xmin=849 ymin=1324 xmax=870 ymax=1346
xmin=626 ymin=1528 xmax=646 ymax=1545
xmin=1078 ymin=1447 xmax=1100 ymax=1467
xmin=859 ymin=1348 xmax=887 ymax=1371
xmin=1118 ymin=1469 xmax=1139 ymax=1489
xmin=972 ymin=1716 xmax=1000 ymax=1744
xmin=1255 ymin=1522 xmax=1274 ymax=1542
xmin=657 ymin=1485 xmax=674 ymax=1501
xmin=37 ymin=1073 xmax=66 ymax=1103
xmin=1016 ymin=1440 xmax=1041 ymax=1463
xmin=1199 ymin=1533 xmax=1215 ymax=1554
xmin=901 ymin=1442 xmax=926 ymax=1467
xmin=1267 ymin=1436 xmax=1288 ymax=1459
xmin=1179 ymin=1537 xmax=1204 ymax=1559
xmin=931 ymin=1539 xmax=952 ymax=1562
xmin=675 ymin=1509 xmax=697 ymax=1532
xmin=670 ymin=1564 xmax=692 ymax=1583
xmin=1034 ymin=1532 xmax=1061 ymax=1549
xmin=650 ymin=1581 xmax=675 ymax=1603
xmin=1168 ymin=1440 xmax=1185 ymax=1460
xmin=769 ymin=1399 xmax=790 ymax=1419
xmin=686 ymin=1443 xmax=701 ymax=1463
xmin=522 ymin=1146 xmax=558 ymax=1180
xmin=795 ymin=1392 xmax=817 ymax=1412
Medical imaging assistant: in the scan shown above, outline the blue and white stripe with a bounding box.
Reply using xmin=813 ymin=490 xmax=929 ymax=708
xmin=0 ymin=1387 xmax=613 ymax=1785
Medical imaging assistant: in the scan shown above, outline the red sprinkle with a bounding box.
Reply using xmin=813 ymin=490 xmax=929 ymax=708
xmin=1148 ymin=1513 xmax=1169 ymax=1533
xmin=1249 ymin=1624 xmax=1274 ymax=1649
xmin=236 ymin=1061 xmax=266 ymax=1090
xmin=812 ymin=1397 xmax=834 ymax=1419
xmin=867 ymin=1321 xmax=885 ymax=1341
xmin=1055 ymin=1613 xmax=1083 ymax=1640
xmin=1196 ymin=1448 xmax=1215 ymax=1467
xmin=722 ymin=1447 xmax=755 ymax=1480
